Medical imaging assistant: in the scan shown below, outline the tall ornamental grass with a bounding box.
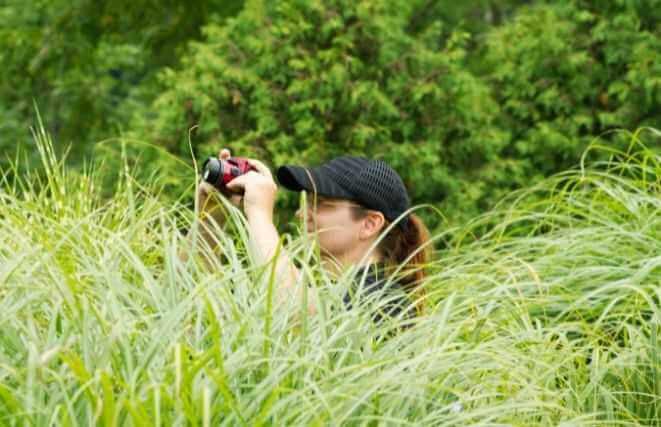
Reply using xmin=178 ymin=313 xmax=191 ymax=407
xmin=0 ymin=126 xmax=659 ymax=426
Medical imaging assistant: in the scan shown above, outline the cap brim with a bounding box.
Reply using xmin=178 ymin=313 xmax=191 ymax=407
xmin=276 ymin=165 xmax=355 ymax=200
xmin=276 ymin=165 xmax=309 ymax=191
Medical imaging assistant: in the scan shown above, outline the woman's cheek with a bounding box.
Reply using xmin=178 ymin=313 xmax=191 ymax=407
xmin=317 ymin=232 xmax=339 ymax=255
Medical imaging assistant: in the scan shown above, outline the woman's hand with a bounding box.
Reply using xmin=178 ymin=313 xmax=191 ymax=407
xmin=225 ymin=158 xmax=278 ymax=223
xmin=221 ymin=155 xmax=312 ymax=316
xmin=196 ymin=148 xmax=243 ymax=225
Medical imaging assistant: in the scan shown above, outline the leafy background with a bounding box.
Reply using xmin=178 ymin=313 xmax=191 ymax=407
xmin=2 ymin=0 xmax=659 ymax=230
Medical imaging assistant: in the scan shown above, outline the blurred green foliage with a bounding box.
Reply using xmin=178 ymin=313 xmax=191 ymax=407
xmin=2 ymin=0 xmax=659 ymax=230
xmin=483 ymin=0 xmax=661 ymax=191
xmin=132 ymin=0 xmax=512 ymax=229
xmin=0 ymin=0 xmax=243 ymax=164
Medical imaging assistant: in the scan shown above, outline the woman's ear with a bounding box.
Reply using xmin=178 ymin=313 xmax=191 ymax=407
xmin=359 ymin=211 xmax=385 ymax=240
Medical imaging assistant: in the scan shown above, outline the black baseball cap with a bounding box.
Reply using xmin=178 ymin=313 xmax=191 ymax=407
xmin=276 ymin=156 xmax=411 ymax=229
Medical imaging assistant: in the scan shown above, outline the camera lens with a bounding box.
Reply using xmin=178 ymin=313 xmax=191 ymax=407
xmin=202 ymin=157 xmax=222 ymax=187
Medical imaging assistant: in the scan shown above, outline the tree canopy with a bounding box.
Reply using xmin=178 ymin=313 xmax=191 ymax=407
xmin=2 ymin=0 xmax=659 ymax=228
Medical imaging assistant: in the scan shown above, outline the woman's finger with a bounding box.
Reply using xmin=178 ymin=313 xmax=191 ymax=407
xmin=225 ymin=174 xmax=247 ymax=193
xmin=219 ymin=148 xmax=231 ymax=159
xmin=247 ymin=158 xmax=273 ymax=179
xmin=228 ymin=193 xmax=243 ymax=207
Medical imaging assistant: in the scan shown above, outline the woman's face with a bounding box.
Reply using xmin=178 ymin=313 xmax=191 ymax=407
xmin=296 ymin=194 xmax=365 ymax=260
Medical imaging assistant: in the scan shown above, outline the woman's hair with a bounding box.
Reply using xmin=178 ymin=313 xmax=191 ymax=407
xmin=350 ymin=208 xmax=432 ymax=315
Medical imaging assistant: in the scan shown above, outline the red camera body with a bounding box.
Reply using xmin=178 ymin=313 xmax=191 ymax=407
xmin=202 ymin=157 xmax=255 ymax=191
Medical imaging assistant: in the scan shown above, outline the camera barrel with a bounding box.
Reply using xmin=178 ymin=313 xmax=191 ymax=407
xmin=202 ymin=156 xmax=255 ymax=191
xmin=202 ymin=157 xmax=223 ymax=187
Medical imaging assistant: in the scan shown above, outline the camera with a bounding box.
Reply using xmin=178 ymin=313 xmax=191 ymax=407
xmin=201 ymin=156 xmax=255 ymax=191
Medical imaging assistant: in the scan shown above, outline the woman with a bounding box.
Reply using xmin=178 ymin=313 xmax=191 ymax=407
xmin=192 ymin=148 xmax=432 ymax=318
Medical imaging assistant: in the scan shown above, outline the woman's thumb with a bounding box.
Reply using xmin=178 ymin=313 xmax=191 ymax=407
xmin=224 ymin=175 xmax=245 ymax=193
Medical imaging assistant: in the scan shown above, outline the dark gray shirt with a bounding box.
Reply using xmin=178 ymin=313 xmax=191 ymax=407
xmin=342 ymin=263 xmax=414 ymax=322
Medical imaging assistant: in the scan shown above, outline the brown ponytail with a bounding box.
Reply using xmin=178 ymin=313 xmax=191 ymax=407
xmin=378 ymin=214 xmax=432 ymax=315
xmin=351 ymin=208 xmax=432 ymax=315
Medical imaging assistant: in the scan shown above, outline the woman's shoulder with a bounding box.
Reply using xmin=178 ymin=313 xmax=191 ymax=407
xmin=342 ymin=263 xmax=414 ymax=319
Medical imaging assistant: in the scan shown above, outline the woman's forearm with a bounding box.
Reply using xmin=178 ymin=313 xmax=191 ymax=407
xmin=246 ymin=213 xmax=316 ymax=315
